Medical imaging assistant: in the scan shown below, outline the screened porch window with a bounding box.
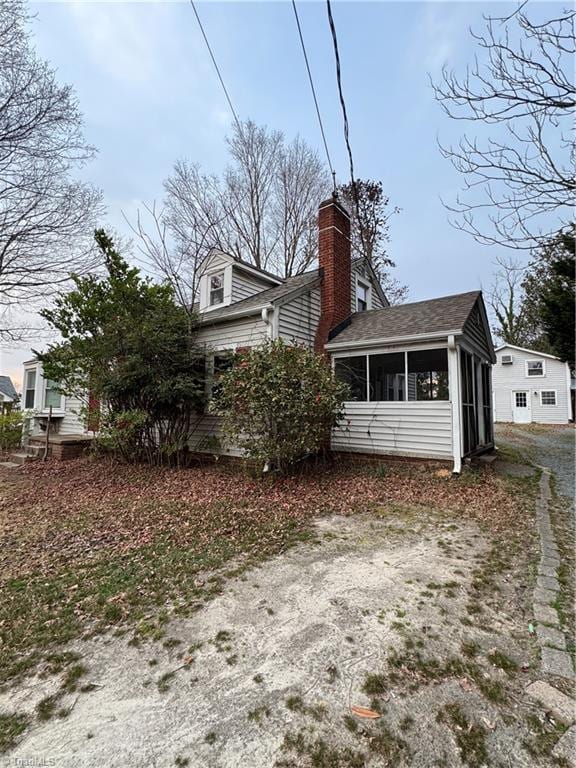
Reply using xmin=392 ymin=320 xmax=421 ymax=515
xmin=368 ymin=353 xmax=405 ymax=401
xmin=407 ymin=349 xmax=449 ymax=401
xmin=334 ymin=356 xmax=367 ymax=401
xmin=335 ymin=349 xmax=449 ymax=403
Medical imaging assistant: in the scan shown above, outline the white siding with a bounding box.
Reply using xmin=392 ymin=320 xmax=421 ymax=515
xmin=493 ymin=347 xmax=570 ymax=424
xmin=188 ymin=414 xmax=243 ymax=457
xmin=332 ymin=401 xmax=453 ymax=459
xmin=231 ymin=267 xmax=274 ymax=303
xmin=277 ymin=289 xmax=321 ymax=348
xmin=197 ymin=316 xmax=269 ymax=351
xmin=351 ymin=262 xmax=386 ymax=311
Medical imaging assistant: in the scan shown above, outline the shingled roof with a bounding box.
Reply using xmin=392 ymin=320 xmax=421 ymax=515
xmin=327 ymin=291 xmax=482 ymax=346
xmin=0 ymin=375 xmax=17 ymax=400
xmin=199 ymin=270 xmax=321 ymax=324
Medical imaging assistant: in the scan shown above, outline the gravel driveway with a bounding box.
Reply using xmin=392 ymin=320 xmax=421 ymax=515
xmin=495 ymin=424 xmax=575 ymax=502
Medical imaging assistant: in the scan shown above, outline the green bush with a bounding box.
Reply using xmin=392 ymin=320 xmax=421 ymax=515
xmin=217 ymin=339 xmax=348 ymax=473
xmin=0 ymin=411 xmax=23 ymax=452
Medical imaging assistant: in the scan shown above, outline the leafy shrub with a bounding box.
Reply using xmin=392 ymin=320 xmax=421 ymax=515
xmin=217 ymin=339 xmax=347 ymax=473
xmin=0 ymin=411 xmax=23 ymax=452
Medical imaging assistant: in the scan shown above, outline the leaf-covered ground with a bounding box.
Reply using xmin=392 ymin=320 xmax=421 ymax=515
xmin=0 ymin=456 xmax=532 ymax=688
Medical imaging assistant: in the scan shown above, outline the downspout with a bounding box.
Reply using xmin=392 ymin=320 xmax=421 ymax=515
xmin=448 ymin=334 xmax=462 ymax=475
xmin=261 ymin=305 xmax=274 ymax=473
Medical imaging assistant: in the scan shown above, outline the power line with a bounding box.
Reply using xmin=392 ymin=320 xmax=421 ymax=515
xmin=291 ymin=0 xmax=335 ymax=187
xmin=189 ymin=0 xmax=241 ymax=130
xmin=325 ymin=0 xmax=358 ymax=205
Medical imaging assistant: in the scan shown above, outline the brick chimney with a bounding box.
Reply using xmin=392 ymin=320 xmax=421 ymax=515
xmin=314 ymin=195 xmax=351 ymax=353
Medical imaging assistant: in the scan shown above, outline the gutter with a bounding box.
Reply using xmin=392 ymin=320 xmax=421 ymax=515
xmin=325 ymin=329 xmax=463 ymax=351
xmin=199 ymin=303 xmax=272 ymax=325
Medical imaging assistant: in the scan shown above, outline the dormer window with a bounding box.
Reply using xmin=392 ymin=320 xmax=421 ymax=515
xmin=209 ymin=272 xmax=225 ymax=306
xmin=357 ymin=281 xmax=369 ymax=312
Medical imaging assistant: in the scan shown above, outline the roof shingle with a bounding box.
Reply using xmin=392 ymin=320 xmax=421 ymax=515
xmin=327 ymin=291 xmax=482 ymax=345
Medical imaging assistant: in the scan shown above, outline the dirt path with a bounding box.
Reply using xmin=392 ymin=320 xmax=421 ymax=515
xmin=1 ymin=505 xmax=549 ymax=768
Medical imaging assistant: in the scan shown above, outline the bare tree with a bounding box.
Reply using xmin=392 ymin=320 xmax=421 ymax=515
xmin=433 ymin=4 xmax=574 ymax=248
xmin=0 ymin=0 xmax=103 ymax=340
xmin=488 ymin=256 xmax=531 ymax=344
xmin=132 ymin=121 xmax=330 ymax=299
xmin=339 ymin=178 xmax=406 ymax=304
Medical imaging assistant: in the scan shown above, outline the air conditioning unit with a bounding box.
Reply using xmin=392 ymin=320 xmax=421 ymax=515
xmin=501 ymin=355 xmax=513 ymax=365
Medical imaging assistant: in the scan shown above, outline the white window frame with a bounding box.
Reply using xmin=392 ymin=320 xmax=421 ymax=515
xmin=24 ymin=368 xmax=37 ymax=410
xmin=525 ymin=359 xmax=545 ymax=377
xmin=208 ymin=271 xmax=225 ymax=307
xmin=540 ymin=389 xmax=557 ymax=407
xmin=42 ymin=378 xmax=64 ymax=412
xmin=356 ymin=278 xmax=371 ymax=312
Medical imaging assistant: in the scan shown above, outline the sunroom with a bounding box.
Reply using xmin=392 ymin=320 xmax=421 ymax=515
xmin=326 ymin=291 xmax=496 ymax=472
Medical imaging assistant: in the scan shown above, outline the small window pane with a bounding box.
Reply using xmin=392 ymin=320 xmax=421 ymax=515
xmin=515 ymin=392 xmax=527 ymax=408
xmin=541 ymin=391 xmax=556 ymax=406
xmin=407 ymin=349 xmax=449 ymax=401
xmin=44 ymin=380 xmax=62 ymax=409
xmin=209 ymin=273 xmax=224 ymax=306
xmin=335 ymin=356 xmax=367 ymax=401
xmin=527 ymin=361 xmax=544 ymax=376
xmin=24 ymin=370 xmax=36 ymax=409
xmin=369 ymin=353 xmax=405 ymax=401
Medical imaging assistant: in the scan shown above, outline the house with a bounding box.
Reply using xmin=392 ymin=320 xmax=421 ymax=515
xmin=0 ymin=375 xmax=17 ymax=412
xmin=21 ymin=359 xmax=86 ymax=436
xmin=492 ymin=344 xmax=573 ymax=424
xmin=191 ymin=196 xmax=496 ymax=472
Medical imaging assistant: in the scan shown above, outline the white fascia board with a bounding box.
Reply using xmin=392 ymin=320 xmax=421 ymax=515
xmin=325 ymin=329 xmax=462 ymax=352
xmin=234 ymin=261 xmax=282 ymax=286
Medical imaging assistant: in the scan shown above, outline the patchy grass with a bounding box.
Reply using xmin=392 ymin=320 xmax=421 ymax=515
xmin=0 ymin=457 xmax=530 ymax=686
xmin=437 ymin=703 xmax=488 ymax=768
xmin=0 ymin=712 xmax=29 ymax=754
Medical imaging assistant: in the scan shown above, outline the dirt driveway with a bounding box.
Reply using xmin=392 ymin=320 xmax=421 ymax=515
xmin=2 ymin=456 xmax=561 ymax=768
xmin=495 ymin=423 xmax=575 ymax=502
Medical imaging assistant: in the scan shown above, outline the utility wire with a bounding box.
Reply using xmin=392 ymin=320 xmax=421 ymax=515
xmin=189 ymin=0 xmax=242 ymax=130
xmin=291 ymin=0 xmax=335 ymax=187
xmin=325 ymin=0 xmax=360 ymax=211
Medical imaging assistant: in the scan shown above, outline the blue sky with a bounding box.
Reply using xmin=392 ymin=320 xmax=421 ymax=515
xmin=1 ymin=0 xmax=561 ymax=388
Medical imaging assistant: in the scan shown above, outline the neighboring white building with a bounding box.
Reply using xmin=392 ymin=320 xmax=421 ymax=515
xmin=0 ymin=375 xmax=17 ymax=412
xmin=492 ymin=344 xmax=573 ymax=424
xmin=21 ymin=359 xmax=86 ymax=436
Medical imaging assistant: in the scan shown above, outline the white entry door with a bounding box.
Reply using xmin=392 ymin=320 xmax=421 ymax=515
xmin=512 ymin=390 xmax=532 ymax=423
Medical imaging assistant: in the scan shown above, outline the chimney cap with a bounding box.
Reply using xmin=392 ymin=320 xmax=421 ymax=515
xmin=319 ymin=195 xmax=351 ymax=219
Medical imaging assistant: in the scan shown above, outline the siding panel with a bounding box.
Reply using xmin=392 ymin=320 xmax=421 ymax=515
xmin=332 ymin=401 xmax=453 ymax=458
xmin=492 ymin=347 xmax=570 ymax=423
xmin=197 ymin=316 xmax=268 ymax=351
xmin=278 ymin=289 xmax=321 ymax=348
xmin=231 ymin=268 xmax=274 ymax=303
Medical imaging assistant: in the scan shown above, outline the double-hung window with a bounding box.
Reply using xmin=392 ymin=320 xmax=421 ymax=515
xmin=24 ymin=369 xmax=36 ymax=409
xmin=44 ymin=379 xmax=62 ymax=410
xmin=209 ymin=272 xmax=225 ymax=306
xmin=357 ymin=282 xmax=369 ymax=312
xmin=526 ymin=360 xmax=544 ymax=377
xmin=540 ymin=390 xmax=556 ymax=406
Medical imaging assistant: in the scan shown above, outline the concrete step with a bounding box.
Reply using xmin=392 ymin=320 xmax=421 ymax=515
xmin=9 ymin=452 xmax=35 ymax=465
xmin=26 ymin=444 xmax=45 ymax=458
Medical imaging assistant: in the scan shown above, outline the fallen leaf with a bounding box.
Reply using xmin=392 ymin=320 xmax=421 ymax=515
xmin=350 ymin=706 xmax=381 ymax=719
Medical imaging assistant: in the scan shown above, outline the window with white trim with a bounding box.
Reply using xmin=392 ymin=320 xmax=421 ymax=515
xmin=540 ymin=390 xmax=556 ymax=406
xmin=44 ymin=379 xmax=63 ymax=410
xmin=357 ymin=281 xmax=369 ymax=312
xmin=526 ymin=360 xmax=544 ymax=377
xmin=209 ymin=272 xmax=225 ymax=306
xmin=24 ymin=369 xmax=36 ymax=409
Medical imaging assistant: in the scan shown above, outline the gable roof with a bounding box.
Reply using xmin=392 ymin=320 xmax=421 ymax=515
xmin=198 ymin=248 xmax=282 ymax=286
xmin=326 ymin=291 xmax=483 ymax=348
xmin=0 ymin=375 xmax=17 ymax=400
xmin=495 ymin=344 xmax=564 ymax=362
xmin=199 ymin=270 xmax=321 ymax=325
